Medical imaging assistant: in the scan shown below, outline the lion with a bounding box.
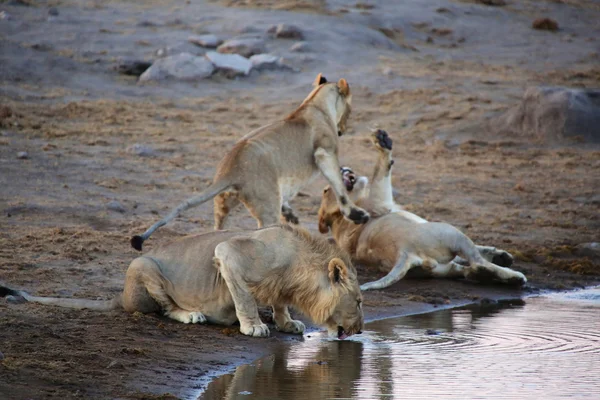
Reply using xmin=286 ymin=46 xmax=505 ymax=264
xmin=0 ymin=225 xmax=364 ymax=339
xmin=317 ymin=129 xmax=527 ymax=291
xmin=130 ymin=73 xmax=369 ymax=251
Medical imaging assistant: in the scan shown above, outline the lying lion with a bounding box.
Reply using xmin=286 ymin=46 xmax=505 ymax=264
xmin=131 ymin=73 xmax=369 ymax=251
xmin=318 ymin=129 xmax=527 ymax=291
xmin=0 ymin=225 xmax=364 ymax=339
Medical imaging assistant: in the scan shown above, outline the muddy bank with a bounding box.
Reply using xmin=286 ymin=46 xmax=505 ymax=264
xmin=1 ymin=0 xmax=599 ymax=399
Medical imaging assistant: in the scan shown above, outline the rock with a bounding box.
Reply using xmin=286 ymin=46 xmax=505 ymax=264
xmin=106 ymin=360 xmax=124 ymax=369
xmin=16 ymin=151 xmax=28 ymax=159
xmin=532 ymin=18 xmax=559 ymax=31
xmin=48 ymin=7 xmax=59 ymax=16
xmin=249 ymin=54 xmax=281 ymax=70
xmin=477 ymin=0 xmax=506 ymax=6
xmin=114 ymin=60 xmax=152 ymax=76
xmin=106 ymin=200 xmax=126 ymax=213
xmin=139 ymin=53 xmax=214 ymax=82
xmin=425 ymin=329 xmax=440 ymax=335
xmin=217 ymin=38 xmax=266 ymax=58
xmin=0 ymin=351 xmax=4 ymax=360
xmin=0 ymin=11 xmax=11 ymax=20
xmin=493 ymin=87 xmax=600 ymax=143
xmin=126 ymin=143 xmax=156 ymax=157
xmin=289 ymin=41 xmax=308 ymax=52
xmin=268 ymin=24 xmax=304 ymax=40
xmin=382 ymin=67 xmax=394 ymax=77
xmin=188 ymin=34 xmax=223 ymax=48
xmin=205 ymin=51 xmax=252 ymax=76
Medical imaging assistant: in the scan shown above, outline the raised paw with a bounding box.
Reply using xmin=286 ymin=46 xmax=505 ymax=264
xmin=189 ymin=311 xmax=207 ymax=324
xmin=240 ymin=322 xmax=270 ymax=338
xmin=341 ymin=166 xmax=357 ymax=192
xmin=371 ymin=129 xmax=393 ymax=151
xmin=277 ymin=319 xmax=306 ymax=335
xmin=492 ymin=251 xmax=514 ymax=268
xmin=347 ymin=207 xmax=369 ymax=224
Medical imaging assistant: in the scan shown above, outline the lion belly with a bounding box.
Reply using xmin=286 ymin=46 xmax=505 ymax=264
xmin=279 ymin=169 xmax=319 ymax=202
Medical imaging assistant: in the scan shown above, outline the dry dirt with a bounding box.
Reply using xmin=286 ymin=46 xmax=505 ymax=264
xmin=1 ymin=0 xmax=599 ymax=399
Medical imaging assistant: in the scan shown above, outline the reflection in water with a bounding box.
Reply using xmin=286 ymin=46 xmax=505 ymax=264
xmin=200 ymin=289 xmax=600 ymax=400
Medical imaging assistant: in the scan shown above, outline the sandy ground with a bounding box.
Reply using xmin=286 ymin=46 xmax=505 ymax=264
xmin=1 ymin=0 xmax=599 ymax=399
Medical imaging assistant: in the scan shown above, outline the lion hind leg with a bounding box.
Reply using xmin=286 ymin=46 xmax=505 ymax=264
xmin=214 ymin=241 xmax=270 ymax=337
xmin=239 ymin=187 xmax=282 ymax=229
xmin=457 ymin=240 xmax=526 ymax=285
xmin=360 ymin=252 xmax=418 ymax=291
xmin=214 ymin=191 xmax=241 ymax=230
xmin=273 ymin=305 xmax=305 ymax=334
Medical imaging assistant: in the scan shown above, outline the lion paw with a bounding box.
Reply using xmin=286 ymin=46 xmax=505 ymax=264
xmin=277 ymin=320 xmax=305 ymax=335
xmin=168 ymin=310 xmax=207 ymax=324
xmin=371 ymin=129 xmax=393 ymax=151
xmin=492 ymin=251 xmax=514 ymax=268
xmin=505 ymin=271 xmax=527 ymax=286
xmin=347 ymin=207 xmax=369 ymax=224
xmin=240 ymin=323 xmax=270 ymax=338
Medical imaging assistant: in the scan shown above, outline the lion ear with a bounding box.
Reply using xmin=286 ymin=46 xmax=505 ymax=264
xmin=328 ymin=258 xmax=348 ymax=284
xmin=313 ymin=73 xmax=327 ymax=86
xmin=337 ymin=78 xmax=350 ymax=96
xmin=318 ymin=215 xmax=330 ymax=234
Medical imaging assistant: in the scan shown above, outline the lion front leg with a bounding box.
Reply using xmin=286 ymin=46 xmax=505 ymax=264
xmin=314 ymin=147 xmax=369 ymax=224
xmin=273 ymin=305 xmax=305 ymax=335
xmin=214 ymin=242 xmax=270 ymax=338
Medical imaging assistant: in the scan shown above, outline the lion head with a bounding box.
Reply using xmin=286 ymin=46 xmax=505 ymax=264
xmin=311 ymin=73 xmax=352 ymax=136
xmin=323 ymin=258 xmax=364 ymax=339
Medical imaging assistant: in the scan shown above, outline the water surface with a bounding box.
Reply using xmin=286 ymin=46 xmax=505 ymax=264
xmin=200 ymin=288 xmax=600 ymax=399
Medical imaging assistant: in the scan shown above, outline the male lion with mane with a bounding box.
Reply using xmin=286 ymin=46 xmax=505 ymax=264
xmin=0 ymin=225 xmax=364 ymax=339
xmin=318 ymin=129 xmax=527 ymax=291
xmin=131 ymin=73 xmax=369 ymax=251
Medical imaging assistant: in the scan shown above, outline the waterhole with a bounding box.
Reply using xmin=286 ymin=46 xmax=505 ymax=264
xmin=199 ymin=288 xmax=600 ymax=399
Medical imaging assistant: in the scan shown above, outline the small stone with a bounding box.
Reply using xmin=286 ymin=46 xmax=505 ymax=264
xmin=249 ymin=54 xmax=281 ymax=70
xmin=106 ymin=360 xmax=124 ymax=369
xmin=48 ymin=7 xmax=59 ymax=16
xmin=217 ymin=38 xmax=266 ymax=58
xmin=382 ymin=67 xmax=394 ymax=77
xmin=126 ymin=143 xmax=156 ymax=157
xmin=0 ymin=105 xmax=12 ymax=119
xmin=532 ymin=18 xmax=559 ymax=31
xmin=425 ymin=329 xmax=440 ymax=335
xmin=17 ymin=151 xmax=28 ymax=159
xmin=268 ymin=24 xmax=304 ymax=40
xmin=477 ymin=0 xmax=506 ymax=5
xmin=0 ymin=351 xmax=4 ymax=360
xmin=0 ymin=11 xmax=11 ymax=21
xmin=137 ymin=20 xmax=158 ymax=27
xmin=139 ymin=53 xmax=214 ymax=82
xmin=205 ymin=51 xmax=252 ymax=76
xmin=115 ymin=60 xmax=152 ymax=76
xmin=188 ymin=34 xmax=223 ymax=48
xmin=106 ymin=200 xmax=126 ymax=213
xmin=289 ymin=41 xmax=308 ymax=52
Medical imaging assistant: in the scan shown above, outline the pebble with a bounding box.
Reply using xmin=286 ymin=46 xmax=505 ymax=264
xmin=17 ymin=151 xmax=28 ymax=159
xmin=206 ymin=51 xmax=252 ymax=76
xmin=188 ymin=34 xmax=223 ymax=48
xmin=106 ymin=200 xmax=126 ymax=213
xmin=126 ymin=143 xmax=156 ymax=157
xmin=217 ymin=38 xmax=266 ymax=58
xmin=249 ymin=54 xmax=281 ymax=70
xmin=289 ymin=41 xmax=308 ymax=52
xmin=48 ymin=7 xmax=59 ymax=16
xmin=532 ymin=18 xmax=559 ymax=31
xmin=268 ymin=24 xmax=304 ymax=40
xmin=139 ymin=53 xmax=214 ymax=82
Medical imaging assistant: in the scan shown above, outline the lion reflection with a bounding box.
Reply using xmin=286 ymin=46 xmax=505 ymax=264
xmin=200 ymin=338 xmax=364 ymax=400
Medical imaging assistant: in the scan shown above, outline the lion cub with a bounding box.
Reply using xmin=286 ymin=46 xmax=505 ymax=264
xmin=131 ymin=74 xmax=369 ymax=251
xmin=318 ymin=129 xmax=527 ymax=291
xmin=1 ymin=226 xmax=364 ymax=339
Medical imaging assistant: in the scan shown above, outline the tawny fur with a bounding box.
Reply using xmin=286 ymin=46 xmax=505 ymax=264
xmin=1 ymin=226 xmax=364 ymax=338
xmin=318 ymin=129 xmax=527 ymax=291
xmin=131 ymin=73 xmax=368 ymax=251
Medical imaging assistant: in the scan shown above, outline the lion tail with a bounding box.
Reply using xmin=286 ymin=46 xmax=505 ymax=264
xmin=131 ymin=179 xmax=232 ymax=251
xmin=0 ymin=285 xmax=121 ymax=311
